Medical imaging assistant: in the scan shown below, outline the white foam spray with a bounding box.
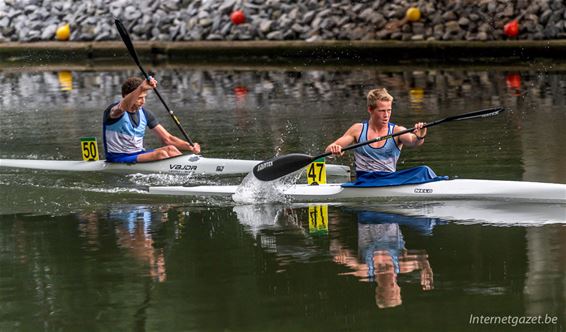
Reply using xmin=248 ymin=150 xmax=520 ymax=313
xmin=232 ymin=170 xmax=303 ymax=204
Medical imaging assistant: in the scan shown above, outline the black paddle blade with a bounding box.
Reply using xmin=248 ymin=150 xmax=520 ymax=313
xmin=253 ymin=153 xmax=314 ymax=181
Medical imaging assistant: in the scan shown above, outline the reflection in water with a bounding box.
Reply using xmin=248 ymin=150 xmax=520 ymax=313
xmin=524 ymin=226 xmax=566 ymax=321
xmin=57 ymin=71 xmax=73 ymax=91
xmin=409 ymin=87 xmax=425 ymax=112
xmin=308 ymin=204 xmax=329 ymax=235
xmin=232 ymin=204 xmax=440 ymax=309
xmin=0 ymin=205 xmax=181 ymax=330
xmin=5 ymin=67 xmax=565 ymax=114
xmin=375 ymin=200 xmax=566 ymax=226
xmin=2 ymin=201 xmax=566 ymax=330
xmin=112 ymin=207 xmax=167 ymax=282
xmin=78 ymin=206 xmax=176 ymax=283
xmin=332 ymin=210 xmax=439 ymax=309
xmin=233 ymin=204 xmax=281 ymax=238
xmin=233 ymin=204 xmax=307 ymax=258
xmin=505 ymin=73 xmax=522 ymax=96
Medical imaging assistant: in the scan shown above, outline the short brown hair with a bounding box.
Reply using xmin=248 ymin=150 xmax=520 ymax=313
xmin=367 ymin=88 xmax=393 ymax=109
xmin=121 ymin=77 xmax=144 ymax=97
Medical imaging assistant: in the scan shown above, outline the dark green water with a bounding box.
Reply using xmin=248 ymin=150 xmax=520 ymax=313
xmin=0 ymin=64 xmax=565 ymax=331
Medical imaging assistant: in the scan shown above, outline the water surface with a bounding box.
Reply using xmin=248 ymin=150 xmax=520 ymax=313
xmin=0 ymin=62 xmax=565 ymax=331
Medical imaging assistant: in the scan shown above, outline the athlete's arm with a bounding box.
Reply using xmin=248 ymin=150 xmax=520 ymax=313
xmin=151 ymin=124 xmax=201 ymax=154
xmin=325 ymin=123 xmax=362 ymax=156
xmin=110 ymin=78 xmax=157 ymax=118
xmin=398 ymin=122 xmax=427 ymax=147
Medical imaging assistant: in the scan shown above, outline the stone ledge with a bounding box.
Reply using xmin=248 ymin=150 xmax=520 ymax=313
xmin=1 ymin=40 xmax=566 ymax=63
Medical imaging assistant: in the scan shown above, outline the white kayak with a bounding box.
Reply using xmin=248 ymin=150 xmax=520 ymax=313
xmin=0 ymin=155 xmax=351 ymax=177
xmin=148 ymin=179 xmax=566 ymax=203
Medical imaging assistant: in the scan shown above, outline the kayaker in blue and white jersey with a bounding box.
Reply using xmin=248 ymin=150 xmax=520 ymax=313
xmin=325 ymin=88 xmax=445 ymax=185
xmin=103 ymin=77 xmax=201 ymax=163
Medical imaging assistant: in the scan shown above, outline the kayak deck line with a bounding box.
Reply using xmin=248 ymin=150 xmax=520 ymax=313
xmin=147 ymin=179 xmax=566 ymax=204
xmin=0 ymin=155 xmax=351 ymax=177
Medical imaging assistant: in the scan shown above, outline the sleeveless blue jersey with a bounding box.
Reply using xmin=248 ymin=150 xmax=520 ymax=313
xmin=103 ymin=108 xmax=148 ymax=155
xmin=354 ymin=122 xmax=401 ymax=173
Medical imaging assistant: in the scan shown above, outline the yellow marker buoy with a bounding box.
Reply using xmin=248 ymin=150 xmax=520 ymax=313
xmin=55 ymin=24 xmax=70 ymax=41
xmin=406 ymin=7 xmax=421 ymax=22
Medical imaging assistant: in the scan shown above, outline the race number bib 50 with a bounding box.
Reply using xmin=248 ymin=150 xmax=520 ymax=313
xmin=80 ymin=137 xmax=99 ymax=161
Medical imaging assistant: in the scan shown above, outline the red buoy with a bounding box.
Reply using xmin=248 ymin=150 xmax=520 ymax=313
xmin=504 ymin=20 xmax=519 ymax=38
xmin=231 ymin=10 xmax=246 ymax=25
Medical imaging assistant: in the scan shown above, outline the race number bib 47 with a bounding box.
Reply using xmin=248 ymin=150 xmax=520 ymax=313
xmin=306 ymin=158 xmax=326 ymax=185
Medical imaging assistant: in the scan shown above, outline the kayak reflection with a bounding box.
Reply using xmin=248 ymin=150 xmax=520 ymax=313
xmin=375 ymin=200 xmax=566 ymax=225
xmin=332 ymin=210 xmax=443 ymax=309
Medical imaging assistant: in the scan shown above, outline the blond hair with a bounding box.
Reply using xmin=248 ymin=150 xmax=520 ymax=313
xmin=367 ymin=88 xmax=393 ymax=110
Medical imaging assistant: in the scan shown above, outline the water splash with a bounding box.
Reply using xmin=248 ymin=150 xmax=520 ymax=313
xmin=232 ymin=170 xmax=303 ymax=204
xmin=126 ymin=172 xmax=213 ymax=186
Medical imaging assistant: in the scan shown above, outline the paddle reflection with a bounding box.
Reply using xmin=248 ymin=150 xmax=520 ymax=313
xmin=331 ymin=210 xmax=440 ymax=309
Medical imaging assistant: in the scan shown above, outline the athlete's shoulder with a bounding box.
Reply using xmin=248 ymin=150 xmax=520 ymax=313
xmin=103 ymin=102 xmax=122 ymax=124
xmin=351 ymin=122 xmax=364 ymax=129
xmin=393 ymin=124 xmax=407 ymax=133
xmin=105 ymin=101 xmax=119 ymax=109
xmin=347 ymin=122 xmax=363 ymax=133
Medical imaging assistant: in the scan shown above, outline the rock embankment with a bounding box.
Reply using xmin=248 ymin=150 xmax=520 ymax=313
xmin=1 ymin=0 xmax=565 ymax=43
